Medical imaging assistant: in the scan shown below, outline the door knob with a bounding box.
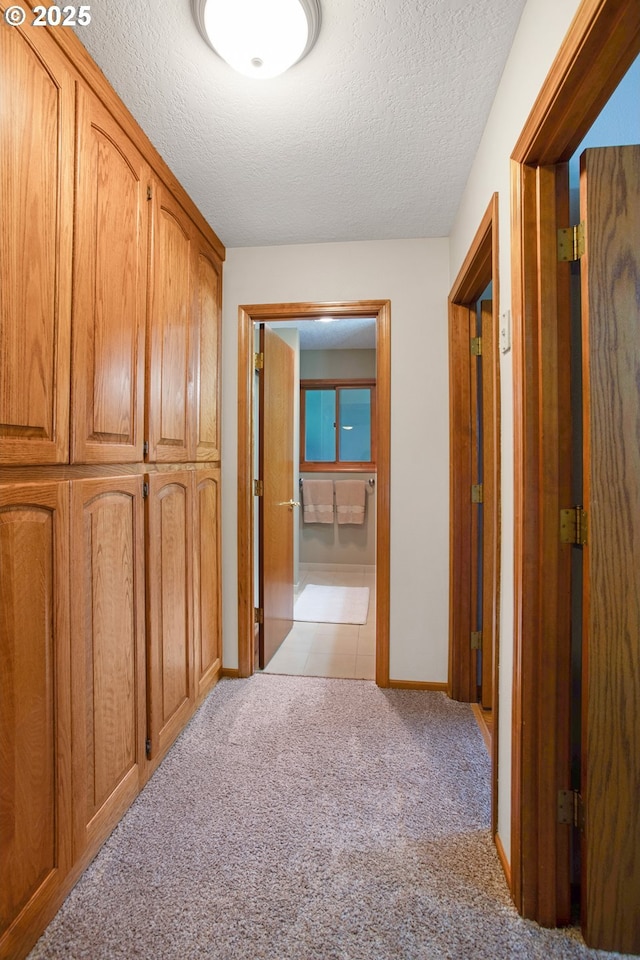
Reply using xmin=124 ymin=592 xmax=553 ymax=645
xmin=279 ymin=499 xmax=301 ymax=508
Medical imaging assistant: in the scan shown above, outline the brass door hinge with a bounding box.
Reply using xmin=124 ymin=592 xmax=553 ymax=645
xmin=558 ymin=222 xmax=585 ymax=261
xmin=254 ymin=352 xmax=264 ymax=371
xmin=254 ymin=479 xmax=263 ymax=497
xmin=254 ymin=607 xmax=264 ymax=624
xmin=471 ymin=631 xmax=482 ymax=650
xmin=471 ymin=483 xmax=483 ymax=504
xmin=560 ymin=506 xmax=588 ymax=545
xmin=558 ymin=789 xmax=583 ymax=829
xmin=470 ymin=336 xmax=482 ymax=356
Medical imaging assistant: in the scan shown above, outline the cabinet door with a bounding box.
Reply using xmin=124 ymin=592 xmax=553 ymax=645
xmin=146 ymin=471 xmax=194 ymax=759
xmin=193 ymin=469 xmax=222 ymax=701
xmin=0 ymin=16 xmax=73 ymax=464
xmin=147 ymin=185 xmax=195 ymax=462
xmin=71 ymin=87 xmax=149 ymax=464
xmin=0 ymin=481 xmax=71 ymax=957
xmin=70 ymin=476 xmax=146 ymax=858
xmin=192 ymin=236 xmax=222 ymax=461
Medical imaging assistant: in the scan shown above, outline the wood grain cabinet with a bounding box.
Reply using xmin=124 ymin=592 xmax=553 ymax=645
xmin=193 ymin=469 xmax=222 ymax=700
xmin=146 ymin=471 xmax=195 ymax=760
xmin=70 ymin=476 xmax=146 ymax=859
xmin=193 ymin=236 xmax=222 ymax=462
xmin=0 ymin=18 xmax=74 ymax=465
xmin=146 ymin=184 xmax=195 ymax=463
xmin=71 ymin=87 xmax=150 ymax=464
xmin=0 ymin=481 xmax=71 ymax=959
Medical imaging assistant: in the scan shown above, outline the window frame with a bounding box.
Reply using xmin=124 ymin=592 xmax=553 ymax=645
xmin=300 ymin=378 xmax=376 ymax=472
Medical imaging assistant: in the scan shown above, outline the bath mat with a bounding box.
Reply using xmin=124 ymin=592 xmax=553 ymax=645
xmin=294 ymin=584 xmax=370 ymax=625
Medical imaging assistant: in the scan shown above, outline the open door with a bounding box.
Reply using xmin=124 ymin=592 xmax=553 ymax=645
xmin=258 ymin=325 xmax=297 ymax=669
xmin=580 ymin=144 xmax=640 ymax=953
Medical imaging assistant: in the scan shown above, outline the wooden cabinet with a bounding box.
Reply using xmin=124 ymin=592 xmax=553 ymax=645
xmin=193 ymin=236 xmax=222 ymax=462
xmin=0 ymin=16 xmax=223 ymax=960
xmin=70 ymin=477 xmax=146 ymax=858
xmin=147 ymin=185 xmax=195 ymax=463
xmin=71 ymin=87 xmax=149 ymax=464
xmin=146 ymin=471 xmax=195 ymax=760
xmin=193 ymin=469 xmax=222 ymax=700
xmin=0 ymin=482 xmax=71 ymax=958
xmin=0 ymin=18 xmax=73 ymax=465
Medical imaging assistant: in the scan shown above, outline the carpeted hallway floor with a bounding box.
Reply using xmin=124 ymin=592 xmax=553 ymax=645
xmin=28 ymin=676 xmax=635 ymax=960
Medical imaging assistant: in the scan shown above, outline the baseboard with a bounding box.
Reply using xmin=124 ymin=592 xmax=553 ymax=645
xmin=495 ymin=831 xmax=511 ymax=889
xmin=221 ymin=668 xmax=240 ymax=679
xmin=471 ymin=702 xmax=492 ymax=755
xmin=388 ymin=680 xmax=448 ymax=691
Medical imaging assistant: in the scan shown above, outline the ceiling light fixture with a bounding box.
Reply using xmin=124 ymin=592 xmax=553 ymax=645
xmin=314 ymin=316 xmax=341 ymax=323
xmin=191 ymin=0 xmax=321 ymax=79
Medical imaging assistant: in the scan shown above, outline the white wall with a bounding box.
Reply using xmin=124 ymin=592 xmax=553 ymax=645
xmin=448 ymin=0 xmax=582 ymax=864
xmin=221 ymin=239 xmax=451 ymax=683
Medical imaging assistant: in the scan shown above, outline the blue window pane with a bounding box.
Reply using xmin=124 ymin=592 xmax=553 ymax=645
xmin=339 ymin=389 xmax=371 ymax=462
xmin=305 ymin=390 xmax=336 ymax=461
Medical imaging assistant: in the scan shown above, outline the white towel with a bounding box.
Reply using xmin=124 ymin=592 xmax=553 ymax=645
xmin=335 ymin=479 xmax=366 ymax=525
xmin=302 ymin=479 xmax=334 ymax=523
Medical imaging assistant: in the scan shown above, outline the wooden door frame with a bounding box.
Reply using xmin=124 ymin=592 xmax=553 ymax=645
xmin=448 ymin=193 xmax=501 ymax=838
xmin=509 ymin=0 xmax=640 ymax=926
xmin=237 ymin=300 xmax=391 ymax=685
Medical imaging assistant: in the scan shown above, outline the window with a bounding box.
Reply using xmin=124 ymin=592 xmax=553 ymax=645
xmin=300 ymin=379 xmax=375 ymax=470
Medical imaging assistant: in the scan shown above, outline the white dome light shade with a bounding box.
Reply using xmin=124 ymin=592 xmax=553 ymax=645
xmin=194 ymin=0 xmax=321 ymax=79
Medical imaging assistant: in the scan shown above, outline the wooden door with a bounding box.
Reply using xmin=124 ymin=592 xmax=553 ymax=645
xmin=580 ymin=145 xmax=640 ymax=954
xmin=0 ymin=481 xmax=71 ymax=958
xmin=147 ymin=184 xmax=194 ymax=463
xmin=0 ymin=16 xmax=73 ymax=465
xmin=70 ymin=476 xmax=146 ymax=858
xmin=71 ymin=87 xmax=149 ymax=464
xmin=259 ymin=326 xmax=295 ymax=668
xmin=193 ymin=469 xmax=222 ymax=700
xmin=479 ymin=300 xmax=496 ymax=710
xmin=146 ymin=471 xmax=194 ymax=760
xmin=192 ymin=235 xmax=222 ymax=462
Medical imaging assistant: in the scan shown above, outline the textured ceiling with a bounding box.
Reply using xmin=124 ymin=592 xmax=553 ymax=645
xmin=271 ymin=317 xmax=377 ymax=349
xmin=76 ymin=0 xmax=527 ymax=249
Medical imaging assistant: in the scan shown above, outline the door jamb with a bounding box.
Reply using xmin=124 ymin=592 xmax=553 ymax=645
xmin=448 ymin=193 xmax=501 ymax=837
xmin=237 ymin=300 xmax=391 ymax=685
xmin=510 ymin=0 xmax=640 ymax=926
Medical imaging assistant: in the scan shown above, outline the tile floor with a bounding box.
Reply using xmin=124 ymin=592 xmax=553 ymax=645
xmin=262 ymin=563 xmax=376 ymax=680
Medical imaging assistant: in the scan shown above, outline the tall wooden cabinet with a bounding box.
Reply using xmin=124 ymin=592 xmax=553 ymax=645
xmin=71 ymin=87 xmax=149 ymax=465
xmin=0 ymin=21 xmax=73 ymax=465
xmin=70 ymin=477 xmax=147 ymax=857
xmin=0 ymin=7 xmax=225 ymax=960
xmin=0 ymin=482 xmax=71 ymax=956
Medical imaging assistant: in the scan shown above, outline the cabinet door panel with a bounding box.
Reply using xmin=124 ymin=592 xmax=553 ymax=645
xmin=193 ymin=239 xmax=222 ymax=461
xmin=71 ymin=477 xmax=145 ymax=857
xmin=147 ymin=187 xmax=194 ymax=462
xmin=0 ymin=19 xmax=73 ymax=464
xmin=193 ymin=470 xmax=221 ymax=700
xmin=0 ymin=481 xmax=71 ymax=952
xmin=72 ymin=88 xmax=148 ymax=463
xmin=146 ymin=471 xmax=194 ymax=759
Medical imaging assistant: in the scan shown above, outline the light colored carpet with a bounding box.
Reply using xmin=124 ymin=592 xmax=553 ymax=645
xmin=27 ymin=676 xmax=634 ymax=960
xmin=294 ymin=583 xmax=370 ymax=624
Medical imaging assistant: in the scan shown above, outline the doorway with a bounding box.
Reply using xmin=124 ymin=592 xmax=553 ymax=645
xmin=237 ymin=300 xmax=391 ymax=686
xmin=448 ymin=193 xmax=501 ymax=837
xmin=510 ymin=0 xmax=640 ymax=950
xmin=259 ymin=317 xmax=378 ymax=680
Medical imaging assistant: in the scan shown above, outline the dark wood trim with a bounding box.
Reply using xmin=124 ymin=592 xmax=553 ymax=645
xmin=220 ymin=668 xmax=240 ymax=679
xmin=237 ymin=301 xmax=391 ymax=686
xmin=300 ymin=379 xmax=376 ymax=388
xmin=509 ymin=0 xmax=640 ymax=928
xmin=448 ymin=193 xmax=501 ymax=840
